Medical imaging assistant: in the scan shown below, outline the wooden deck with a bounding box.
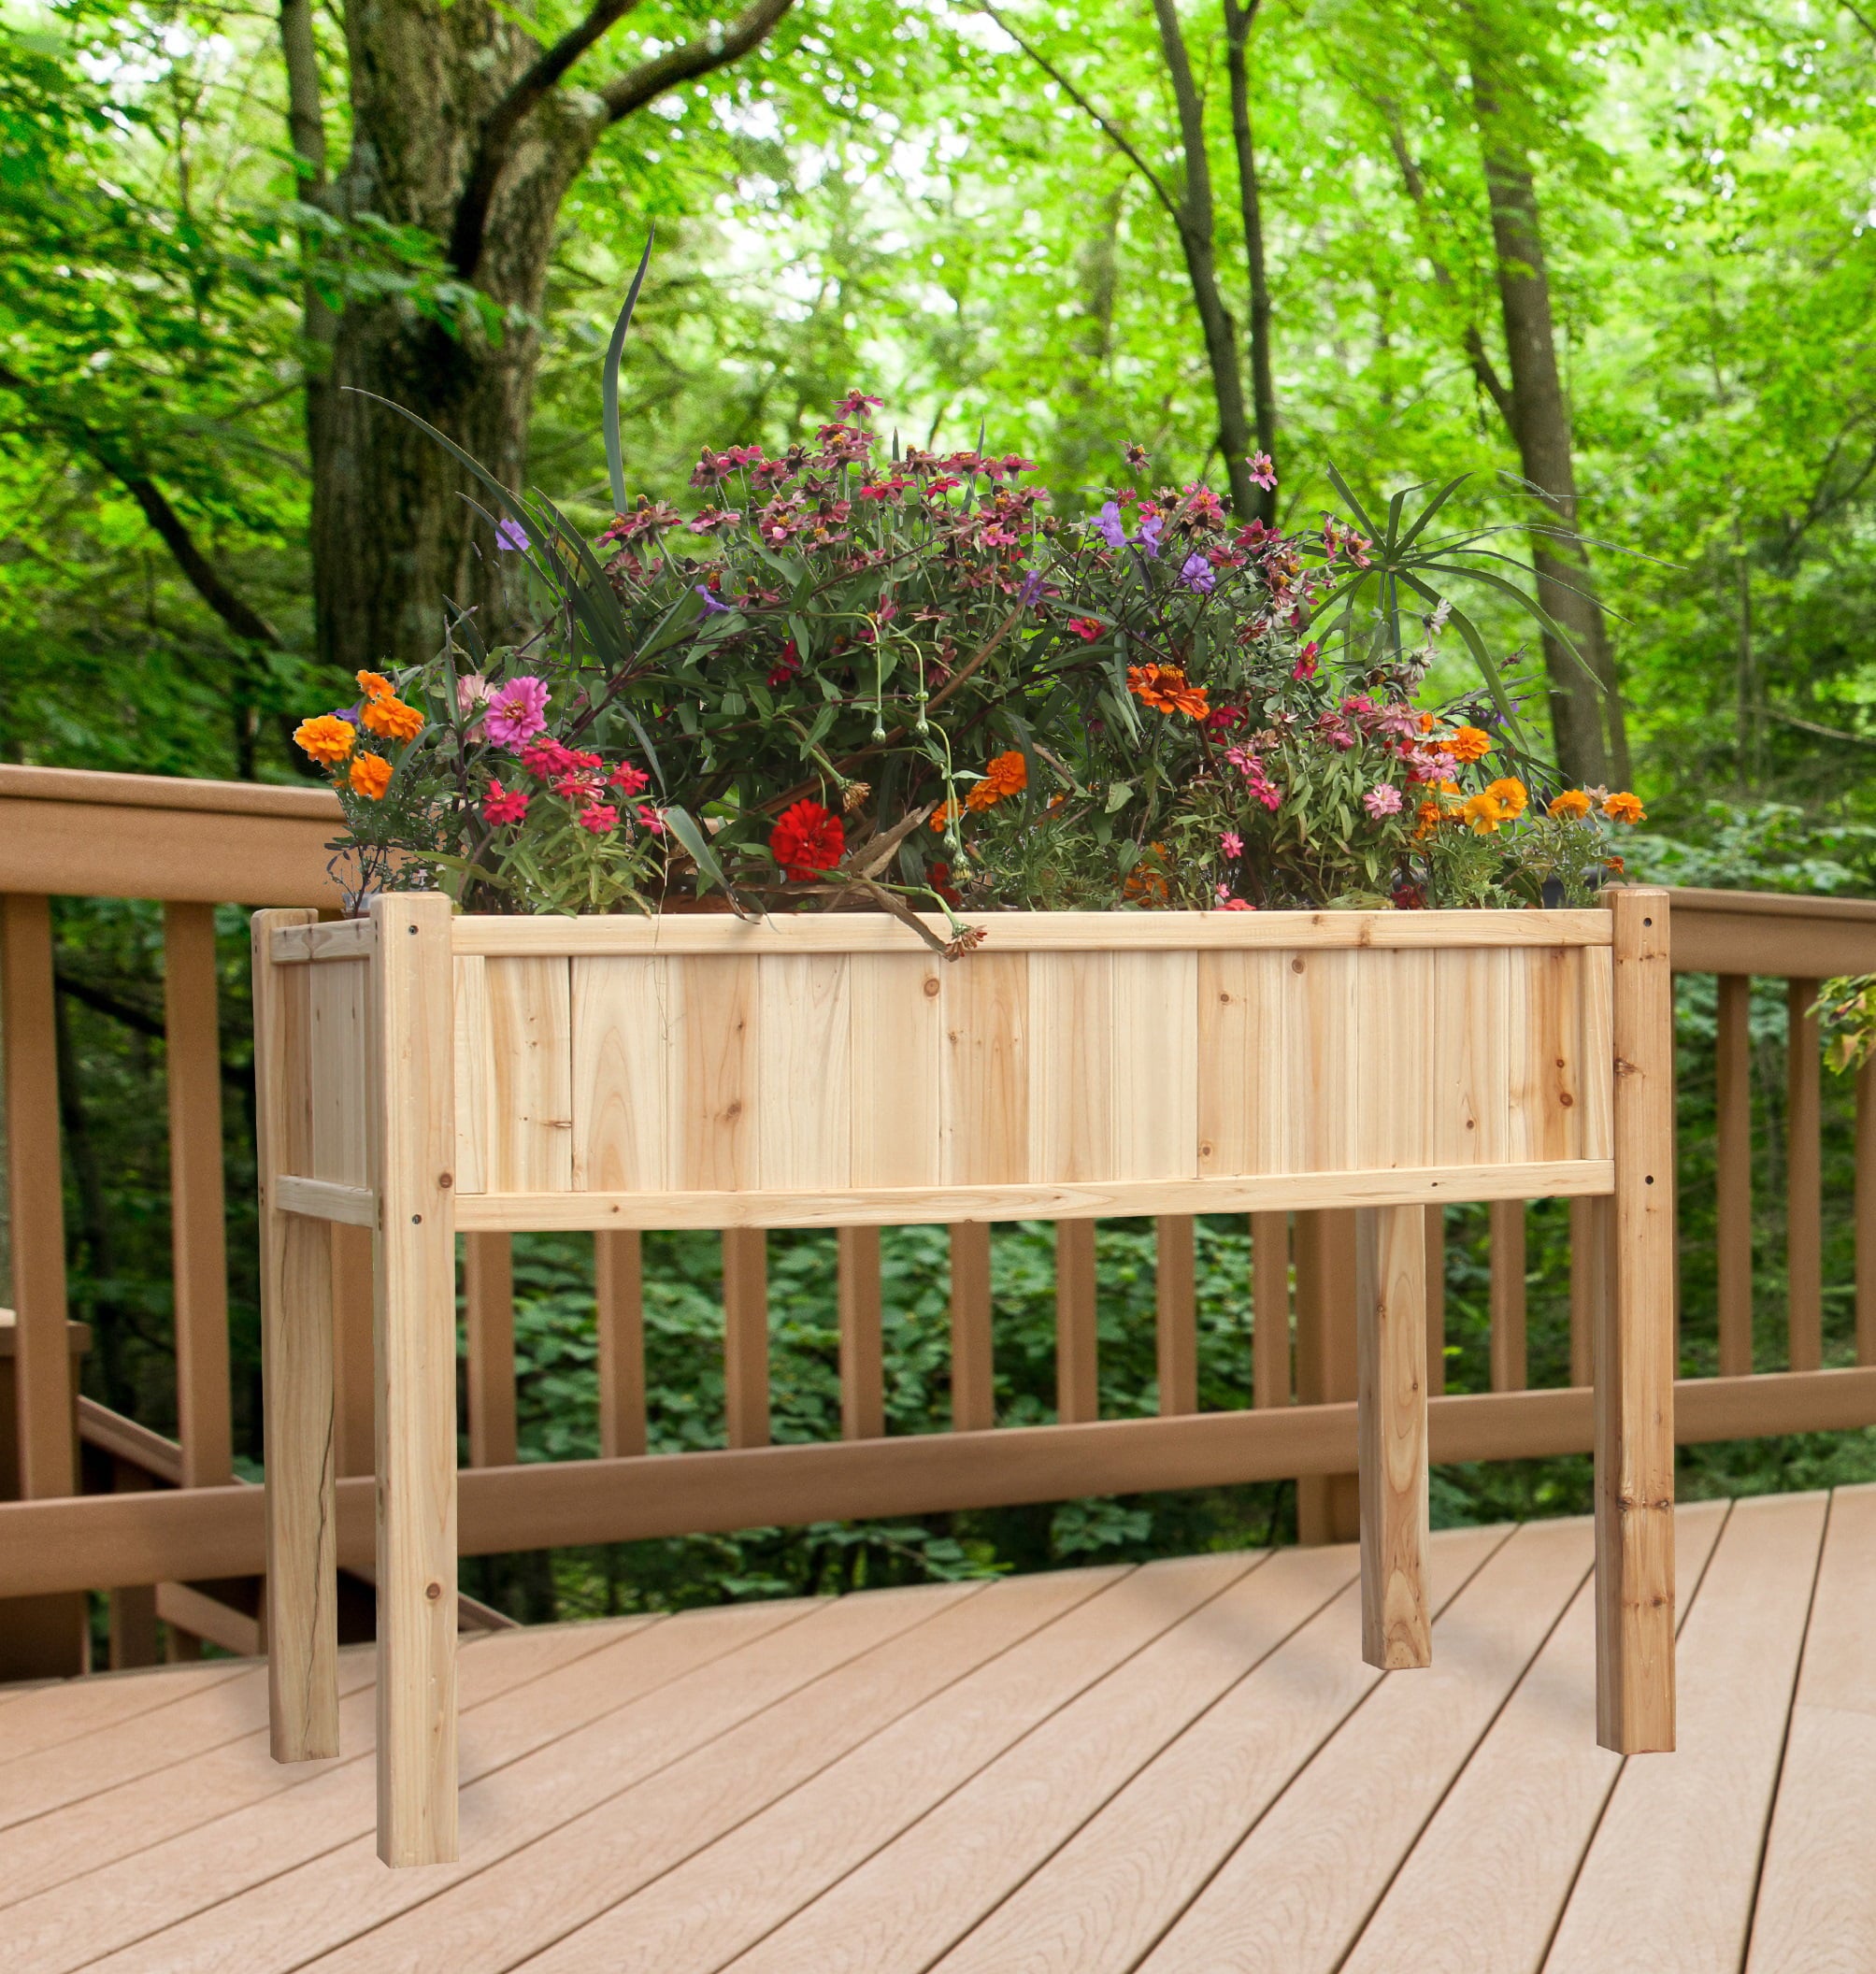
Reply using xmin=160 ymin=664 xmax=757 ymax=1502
xmin=3 ymin=1488 xmax=1872 ymax=1973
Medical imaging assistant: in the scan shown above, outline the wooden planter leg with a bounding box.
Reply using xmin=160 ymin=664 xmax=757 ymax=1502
xmin=1597 ymin=887 xmax=1676 ymax=1752
xmin=371 ymin=894 xmax=459 ymax=1866
xmin=1356 ymin=1203 xmax=1430 ymax=1669
xmin=253 ymin=908 xmax=339 ymax=1763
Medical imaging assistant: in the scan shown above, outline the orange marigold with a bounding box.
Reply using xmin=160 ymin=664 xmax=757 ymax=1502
xmin=967 ymin=749 xmax=1028 ymax=812
xmin=294 ymin=713 xmax=355 ymax=765
xmin=1460 ymin=790 xmax=1509 ymax=835
xmin=929 ymin=795 xmax=966 ymax=834
xmin=1126 ymin=664 xmax=1210 ymax=720
xmin=361 ymin=694 xmax=424 ymax=742
xmin=1548 ymin=788 xmax=1594 ymax=820
xmin=349 ymin=752 xmax=392 ymax=801
xmin=1449 ymin=724 xmax=1493 ymax=764
xmin=1485 ymin=776 xmax=1527 ymax=818
xmin=1602 ymin=791 xmax=1646 ymax=824
xmin=1413 ymin=798 xmax=1447 ymax=840
xmin=354 ymin=669 xmax=394 ymax=701
xmin=1122 ymin=842 xmax=1171 ymax=904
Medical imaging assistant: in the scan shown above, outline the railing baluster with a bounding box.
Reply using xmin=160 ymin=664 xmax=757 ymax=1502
xmin=2 ymin=893 xmax=76 ymax=1500
xmin=1860 ymin=1060 xmax=1876 ymax=1367
xmin=1787 ymin=978 xmax=1823 ymax=1372
xmin=163 ymin=902 xmax=233 ymax=1487
xmin=837 ymin=1225 xmax=884 ymax=1440
xmin=1251 ymin=1211 xmax=1290 ymax=1409
xmin=1488 ymin=1199 xmax=1527 ymax=1393
xmin=1568 ymin=1196 xmax=1599 ymax=1389
xmin=1425 ymin=1204 xmax=1446 ymax=1397
xmin=1155 ymin=1216 xmax=1197 ymax=1417
xmin=949 ymin=1223 xmax=995 ymax=1431
xmin=464 ymin=1232 xmax=517 ymax=1467
xmin=1055 ymin=1221 xmax=1099 ymax=1423
xmin=721 ymin=1228 xmax=769 ymax=1449
xmin=594 ymin=1229 xmax=646 ymax=1457
xmin=331 ymin=1223 xmax=376 ymax=1477
xmin=1295 ymin=1209 xmax=1360 ymax=1545
xmin=1715 ymin=974 xmax=1754 ymax=1376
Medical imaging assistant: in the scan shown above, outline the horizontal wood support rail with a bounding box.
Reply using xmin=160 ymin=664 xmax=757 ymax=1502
xmin=1668 ymin=886 xmax=1876 ymax=978
xmin=7 ymin=1364 xmax=1876 ymax=1599
xmin=450 ymin=1162 xmax=1615 ymax=1233
xmin=273 ymin=1176 xmax=379 ymax=1226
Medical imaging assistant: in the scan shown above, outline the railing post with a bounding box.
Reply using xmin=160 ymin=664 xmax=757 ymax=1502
xmin=464 ymin=1232 xmax=517 ymax=1468
xmin=1786 ymin=978 xmax=1823 ymax=1373
xmin=595 ymin=1229 xmax=647 ymax=1457
xmin=1597 ymin=886 xmax=1675 ymax=1753
xmin=1251 ymin=1211 xmax=1290 ymax=1409
xmin=252 ymin=908 xmax=338 ymax=1760
xmin=1715 ymin=974 xmax=1754 ymax=1376
xmin=1488 ymin=1199 xmax=1527 ymax=1392
xmin=1295 ymin=1209 xmax=1359 ymax=1544
xmin=1356 ymin=1202 xmax=1430 ymax=1668
xmin=837 ymin=1225 xmax=884 ymax=1441
xmin=331 ymin=1223 xmax=376 ymax=1478
xmin=1155 ymin=1216 xmax=1197 ymax=1416
xmin=1424 ymin=1204 xmax=1446 ymax=1397
xmin=163 ymin=902 xmax=234 ymax=1489
xmin=369 ymin=893 xmax=458 ymax=1867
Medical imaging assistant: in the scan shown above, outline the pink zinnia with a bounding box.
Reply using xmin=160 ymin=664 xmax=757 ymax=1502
xmin=609 ymin=762 xmax=651 ymax=798
xmin=1215 ymin=897 xmax=1256 ymax=911
xmin=1364 ymin=783 xmax=1404 ymax=819
xmin=637 ymin=805 xmax=666 ymax=835
xmin=484 ymin=676 xmax=549 ymax=749
xmin=578 ymin=803 xmax=618 ymax=835
xmin=482 ymin=780 xmax=528 ymax=825
xmin=456 ymin=673 xmax=492 ymax=718
xmin=1220 ymin=830 xmax=1244 ymax=858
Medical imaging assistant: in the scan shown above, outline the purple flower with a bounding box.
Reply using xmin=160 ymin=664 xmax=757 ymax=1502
xmin=1135 ymin=513 xmax=1164 ymax=557
xmin=1364 ymin=783 xmax=1405 ymax=819
xmin=495 ymin=518 xmax=531 ymax=553
xmin=484 ymin=675 xmax=550 ymax=750
xmin=1179 ymin=551 xmax=1216 ymax=594
xmin=1095 ymin=500 xmax=1127 ymax=550
xmin=1018 ymin=569 xmax=1045 ymax=608
xmin=695 ymin=585 xmax=729 ymax=616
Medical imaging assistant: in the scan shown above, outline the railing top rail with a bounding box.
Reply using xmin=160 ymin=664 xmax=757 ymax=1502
xmin=0 ymin=763 xmax=339 ymax=822
xmin=1668 ymin=885 xmax=1876 ymax=926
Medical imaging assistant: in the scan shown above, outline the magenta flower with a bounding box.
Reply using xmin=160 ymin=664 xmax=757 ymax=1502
xmin=485 ymin=676 xmax=549 ymax=750
xmin=481 ymin=780 xmax=528 ymax=825
xmin=579 ymin=803 xmax=618 ymax=835
xmin=1248 ymin=452 xmax=1277 ymax=490
xmin=608 ymin=762 xmax=651 ymax=798
xmin=1220 ymin=830 xmax=1244 ymax=858
xmin=1364 ymin=783 xmax=1405 ymax=819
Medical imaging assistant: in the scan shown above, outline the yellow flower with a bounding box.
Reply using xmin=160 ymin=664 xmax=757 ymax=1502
xmin=1485 ymin=776 xmax=1527 ymax=818
xmin=354 ymin=669 xmax=394 ymax=701
xmin=1449 ymin=724 xmax=1493 ymax=764
xmin=1603 ymin=791 xmax=1645 ymax=824
xmin=967 ymin=749 xmax=1028 ymax=812
xmin=1548 ymin=788 xmax=1593 ymax=820
xmin=294 ymin=714 xmax=355 ymax=765
xmin=349 ymin=752 xmax=392 ymax=801
xmin=1460 ymin=791 xmax=1510 ymax=834
xmin=361 ymin=694 xmax=424 ymax=742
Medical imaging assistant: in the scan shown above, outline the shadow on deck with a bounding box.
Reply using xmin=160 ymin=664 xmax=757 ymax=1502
xmin=2 ymin=1488 xmax=1870 ymax=1972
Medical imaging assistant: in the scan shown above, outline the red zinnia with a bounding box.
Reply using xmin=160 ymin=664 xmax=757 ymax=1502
xmin=1067 ymin=618 xmax=1105 ymax=641
xmin=769 ymin=800 xmax=845 ymax=880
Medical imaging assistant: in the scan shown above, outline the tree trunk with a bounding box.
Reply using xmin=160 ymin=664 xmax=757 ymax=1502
xmin=1150 ymin=0 xmax=1261 ymax=522
xmin=1472 ymin=61 xmax=1629 ymax=785
xmin=1224 ymin=0 xmax=1278 ymax=522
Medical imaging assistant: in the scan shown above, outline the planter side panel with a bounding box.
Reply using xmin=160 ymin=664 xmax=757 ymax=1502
xmin=449 ymin=938 xmax=1611 ymax=1202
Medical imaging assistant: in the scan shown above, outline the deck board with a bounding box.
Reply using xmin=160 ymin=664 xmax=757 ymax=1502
xmin=6 ymin=1491 xmax=1876 ymax=1972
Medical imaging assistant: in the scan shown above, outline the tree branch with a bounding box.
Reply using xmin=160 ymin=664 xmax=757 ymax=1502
xmin=978 ymin=1 xmax=1183 ymax=227
xmin=597 ymin=0 xmax=799 ymax=125
xmin=449 ymin=0 xmax=649 ymax=280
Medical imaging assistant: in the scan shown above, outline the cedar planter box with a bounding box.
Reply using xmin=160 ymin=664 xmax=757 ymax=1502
xmin=253 ymin=892 xmax=1676 ymax=1866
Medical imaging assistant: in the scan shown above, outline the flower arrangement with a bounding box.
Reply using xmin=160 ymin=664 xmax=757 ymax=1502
xmin=293 ymin=292 xmax=1644 ymax=930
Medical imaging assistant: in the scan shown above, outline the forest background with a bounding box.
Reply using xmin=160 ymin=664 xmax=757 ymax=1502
xmin=6 ymin=0 xmax=1876 ymax=1624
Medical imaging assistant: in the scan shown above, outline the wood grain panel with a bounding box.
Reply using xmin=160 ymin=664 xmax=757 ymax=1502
xmin=308 ymin=951 xmax=370 ymax=1187
xmin=758 ymin=954 xmax=852 ymax=1191
xmin=850 ymin=953 xmax=943 ymax=1189
xmin=485 ymin=956 xmax=573 ymax=1193
xmin=1531 ymin=944 xmax=1582 ymax=1161
xmin=451 ymin=954 xmax=488 ymax=1195
xmin=673 ymin=954 xmax=757 ymax=1193
xmin=1027 ymin=951 xmax=1113 ymax=1181
xmin=1578 ymin=944 xmax=1615 ymax=1162
xmin=942 ymin=951 xmax=1028 ymax=1186
xmin=1196 ymin=950 xmax=1285 ymax=1177
xmin=1286 ymin=949 xmax=1357 ymax=1173
xmin=570 ymin=957 xmax=670 ymax=1192
xmin=1111 ymin=951 xmax=1198 ymax=1179
xmin=1357 ymin=949 xmax=1432 ymax=1169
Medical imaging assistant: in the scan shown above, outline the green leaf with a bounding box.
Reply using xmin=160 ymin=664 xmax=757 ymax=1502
xmin=602 ymin=232 xmax=654 ymax=516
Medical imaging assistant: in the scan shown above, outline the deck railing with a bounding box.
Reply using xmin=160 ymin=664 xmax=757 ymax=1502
xmin=4 ymin=763 xmax=1876 ymax=1677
